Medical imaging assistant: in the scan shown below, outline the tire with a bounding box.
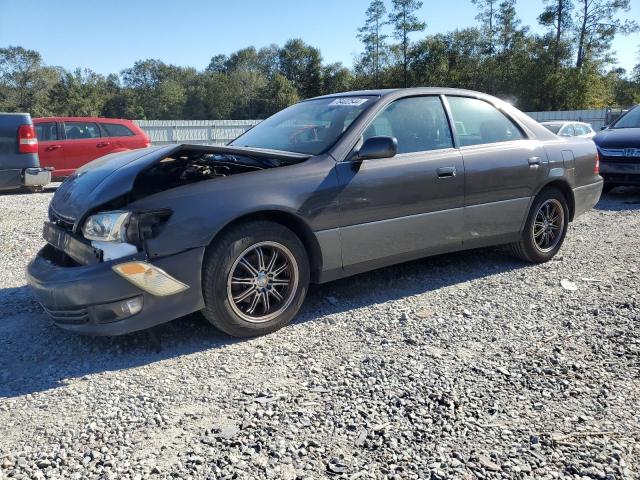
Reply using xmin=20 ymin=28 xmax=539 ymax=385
xmin=201 ymin=220 xmax=310 ymax=337
xmin=509 ymin=187 xmax=569 ymax=263
xmin=602 ymin=183 xmax=616 ymax=194
xmin=22 ymin=186 xmax=44 ymax=193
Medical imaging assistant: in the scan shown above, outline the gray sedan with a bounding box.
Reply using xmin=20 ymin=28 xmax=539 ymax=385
xmin=27 ymin=88 xmax=603 ymax=337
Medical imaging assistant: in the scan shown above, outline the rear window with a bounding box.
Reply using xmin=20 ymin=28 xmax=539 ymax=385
xmin=65 ymin=122 xmax=100 ymax=140
xmin=35 ymin=122 xmax=59 ymax=141
xmin=101 ymin=123 xmax=134 ymax=137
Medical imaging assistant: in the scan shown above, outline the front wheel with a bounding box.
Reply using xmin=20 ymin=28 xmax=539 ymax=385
xmin=509 ymin=187 xmax=569 ymax=263
xmin=201 ymin=221 xmax=310 ymax=337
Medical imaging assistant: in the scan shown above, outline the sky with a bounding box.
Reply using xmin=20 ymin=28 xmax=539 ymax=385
xmin=1 ymin=0 xmax=639 ymax=75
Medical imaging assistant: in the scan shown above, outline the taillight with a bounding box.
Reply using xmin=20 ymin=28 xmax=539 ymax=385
xmin=18 ymin=124 xmax=38 ymax=154
xmin=594 ymin=151 xmax=600 ymax=174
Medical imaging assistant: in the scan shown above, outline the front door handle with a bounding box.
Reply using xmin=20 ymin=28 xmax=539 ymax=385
xmin=437 ymin=166 xmax=457 ymax=178
xmin=97 ymin=142 xmax=111 ymax=148
xmin=528 ymin=156 xmax=541 ymax=167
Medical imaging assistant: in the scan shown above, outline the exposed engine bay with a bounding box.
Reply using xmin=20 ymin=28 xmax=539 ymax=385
xmin=131 ymin=150 xmax=279 ymax=200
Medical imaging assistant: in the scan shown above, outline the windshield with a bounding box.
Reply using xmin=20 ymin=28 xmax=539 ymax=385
xmin=231 ymin=96 xmax=376 ymax=155
xmin=612 ymin=106 xmax=640 ymax=129
xmin=543 ymin=123 xmax=563 ymax=134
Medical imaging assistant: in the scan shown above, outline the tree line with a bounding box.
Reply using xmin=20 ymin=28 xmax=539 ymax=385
xmin=1 ymin=0 xmax=638 ymax=120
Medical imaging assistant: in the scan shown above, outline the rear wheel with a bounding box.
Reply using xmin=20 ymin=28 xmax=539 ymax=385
xmin=202 ymin=221 xmax=309 ymax=337
xmin=510 ymin=187 xmax=569 ymax=263
xmin=602 ymin=183 xmax=616 ymax=194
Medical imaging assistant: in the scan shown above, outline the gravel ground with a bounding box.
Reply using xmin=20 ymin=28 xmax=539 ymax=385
xmin=0 ymin=186 xmax=639 ymax=480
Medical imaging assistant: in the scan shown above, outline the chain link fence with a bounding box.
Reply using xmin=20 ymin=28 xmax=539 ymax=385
xmin=136 ymin=120 xmax=261 ymax=146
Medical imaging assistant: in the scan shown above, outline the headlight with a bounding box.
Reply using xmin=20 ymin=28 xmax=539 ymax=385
xmin=82 ymin=211 xmax=131 ymax=242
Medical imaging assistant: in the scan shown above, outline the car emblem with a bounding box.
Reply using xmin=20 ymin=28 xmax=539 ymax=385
xmin=624 ymin=148 xmax=636 ymax=157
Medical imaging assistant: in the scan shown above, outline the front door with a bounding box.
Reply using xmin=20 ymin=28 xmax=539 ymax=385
xmin=445 ymin=95 xmax=548 ymax=245
xmin=335 ymin=95 xmax=465 ymax=272
xmin=34 ymin=121 xmax=64 ymax=176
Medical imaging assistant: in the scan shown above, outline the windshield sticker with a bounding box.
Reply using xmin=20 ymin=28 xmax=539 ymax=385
xmin=329 ymin=98 xmax=369 ymax=107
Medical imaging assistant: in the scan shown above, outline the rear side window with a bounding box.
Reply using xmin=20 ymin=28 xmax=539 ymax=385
xmin=573 ymin=124 xmax=587 ymax=135
xmin=64 ymin=122 xmax=100 ymax=140
xmin=447 ymin=96 xmax=524 ymax=146
xmin=561 ymin=124 xmax=575 ymax=136
xmin=35 ymin=122 xmax=59 ymax=141
xmin=101 ymin=123 xmax=134 ymax=137
xmin=363 ymin=96 xmax=453 ymax=154
xmin=543 ymin=123 xmax=562 ymax=134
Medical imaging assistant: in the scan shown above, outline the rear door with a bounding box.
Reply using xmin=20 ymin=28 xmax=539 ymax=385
xmin=35 ymin=121 xmax=64 ymax=176
xmin=62 ymin=121 xmax=105 ymax=175
xmin=99 ymin=122 xmax=137 ymax=152
xmin=336 ymin=95 xmax=464 ymax=270
xmin=445 ymin=95 xmax=548 ymax=246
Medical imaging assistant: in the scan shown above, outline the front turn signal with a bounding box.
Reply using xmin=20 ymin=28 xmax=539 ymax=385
xmin=113 ymin=261 xmax=189 ymax=297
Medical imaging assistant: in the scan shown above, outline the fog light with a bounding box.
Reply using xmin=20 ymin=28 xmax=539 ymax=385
xmin=92 ymin=295 xmax=144 ymax=324
xmin=121 ymin=297 xmax=143 ymax=316
xmin=113 ymin=261 xmax=189 ymax=296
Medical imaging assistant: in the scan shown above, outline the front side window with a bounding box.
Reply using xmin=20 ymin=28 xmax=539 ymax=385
xmin=101 ymin=123 xmax=134 ymax=137
xmin=64 ymin=122 xmax=100 ymax=140
xmin=35 ymin=122 xmax=58 ymax=141
xmin=363 ymin=96 xmax=453 ymax=154
xmin=230 ymin=96 xmax=375 ymax=155
xmin=447 ymin=96 xmax=524 ymax=146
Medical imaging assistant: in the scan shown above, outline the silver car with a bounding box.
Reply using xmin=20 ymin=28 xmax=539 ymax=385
xmin=541 ymin=121 xmax=596 ymax=139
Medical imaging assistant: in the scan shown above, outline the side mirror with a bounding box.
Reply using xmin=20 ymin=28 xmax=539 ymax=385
xmin=354 ymin=136 xmax=398 ymax=161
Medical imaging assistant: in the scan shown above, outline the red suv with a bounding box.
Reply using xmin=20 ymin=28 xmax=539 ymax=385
xmin=33 ymin=117 xmax=151 ymax=178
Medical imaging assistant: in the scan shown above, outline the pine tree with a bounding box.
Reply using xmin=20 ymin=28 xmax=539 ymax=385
xmin=389 ymin=0 xmax=426 ymax=87
xmin=471 ymin=0 xmax=499 ymax=53
xmin=539 ymin=0 xmax=574 ymax=70
xmin=357 ymin=0 xmax=388 ymax=88
xmin=574 ymin=0 xmax=639 ymax=70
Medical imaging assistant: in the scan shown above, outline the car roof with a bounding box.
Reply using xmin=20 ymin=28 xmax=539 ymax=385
xmin=308 ymin=87 xmax=508 ymax=101
xmin=33 ymin=116 xmax=134 ymax=123
xmin=540 ymin=121 xmax=590 ymax=126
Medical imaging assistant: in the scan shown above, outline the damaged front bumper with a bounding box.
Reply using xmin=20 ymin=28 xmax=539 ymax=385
xmin=26 ymin=244 xmax=205 ymax=336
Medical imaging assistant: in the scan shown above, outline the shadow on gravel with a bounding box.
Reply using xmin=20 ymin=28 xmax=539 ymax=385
xmin=0 ymin=182 xmax=60 ymax=196
xmin=1 ymin=245 xmax=524 ymax=399
xmin=595 ymin=186 xmax=640 ymax=211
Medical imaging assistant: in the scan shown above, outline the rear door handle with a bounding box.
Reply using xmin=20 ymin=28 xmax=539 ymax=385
xmin=97 ymin=142 xmax=111 ymax=148
xmin=528 ymin=156 xmax=541 ymax=167
xmin=45 ymin=145 xmax=62 ymax=151
xmin=437 ymin=166 xmax=457 ymax=178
